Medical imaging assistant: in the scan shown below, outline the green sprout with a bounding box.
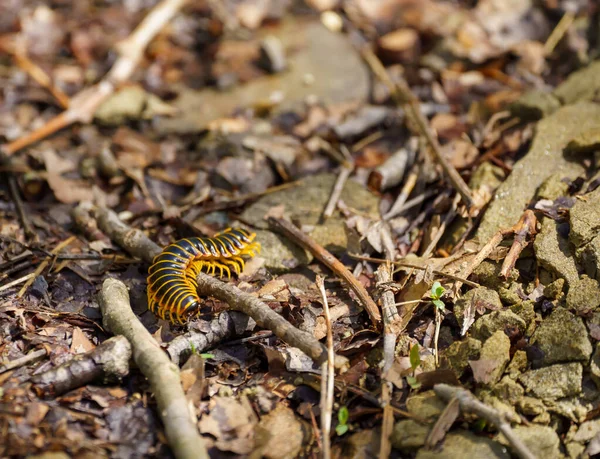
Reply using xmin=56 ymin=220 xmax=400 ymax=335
xmin=336 ymin=406 xmax=349 ymax=436
xmin=406 ymin=343 xmax=422 ymax=390
xmin=431 ymin=281 xmax=446 ymax=311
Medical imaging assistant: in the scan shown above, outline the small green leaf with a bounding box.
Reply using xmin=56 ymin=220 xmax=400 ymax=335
xmin=409 ymin=343 xmax=421 ymax=371
xmin=190 ymin=342 xmax=197 ymax=354
xmin=336 ymin=424 xmax=349 ymax=436
xmin=338 ymin=406 xmax=349 ymax=425
xmin=433 ymin=299 xmax=445 ymax=311
xmin=200 ymin=353 xmax=215 ymax=359
xmin=406 ymin=375 xmax=422 ymax=390
xmin=431 ymin=281 xmax=445 ymax=300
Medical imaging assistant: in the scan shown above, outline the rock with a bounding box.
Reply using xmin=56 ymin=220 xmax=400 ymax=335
xmin=499 ymin=425 xmax=560 ymax=459
xmin=390 ymin=420 xmax=429 ymax=451
xmin=509 ymin=90 xmax=561 ymax=120
xmin=470 ymin=310 xmax=526 ymax=341
xmin=241 ymin=174 xmax=379 ymax=269
xmin=579 ymin=236 xmax=600 ymax=282
xmin=453 ymin=287 xmax=502 ymax=328
xmin=498 ymin=283 xmax=525 ymax=305
xmin=543 ymin=278 xmax=565 ymax=300
xmin=570 ymin=187 xmax=600 ymax=281
xmin=338 ymin=429 xmax=379 ymax=458
xmin=95 ymin=86 xmax=175 ymax=124
xmin=589 ymin=344 xmax=600 ymax=389
xmin=470 ymin=331 xmax=510 ymax=385
xmin=516 ymin=396 xmax=547 ymax=416
xmin=535 ymin=173 xmax=570 ymax=200
xmin=566 ymin=275 xmax=600 ymax=314
xmin=569 ymin=187 xmax=600 ymax=248
xmin=415 ymin=430 xmax=509 ymax=459
xmin=492 ymin=376 xmax=525 ymax=404
xmin=545 ymin=395 xmax=593 ymax=423
xmin=533 ymin=218 xmax=580 ymax=287
xmin=405 ymin=391 xmax=446 ymax=421
xmin=565 ymin=127 xmax=600 ymax=155
xmin=553 ymin=59 xmax=600 ymax=105
xmin=477 ymin=102 xmax=600 ymax=241
xmin=505 ymin=350 xmax=528 ymax=380
xmin=254 ymin=229 xmax=311 ymax=271
xmin=509 ymin=300 xmax=535 ymax=328
xmin=155 ymin=18 xmax=370 ymax=134
xmin=530 ymin=307 xmax=592 ymax=365
xmin=569 ymin=418 xmax=600 ymax=443
xmin=519 ymin=362 xmax=583 ymax=400
xmin=472 ymin=261 xmax=518 ymax=290
xmin=443 ymin=337 xmax=481 ymax=378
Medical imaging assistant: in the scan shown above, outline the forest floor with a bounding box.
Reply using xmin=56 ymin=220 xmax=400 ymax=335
xmin=1 ymin=0 xmax=600 ymax=458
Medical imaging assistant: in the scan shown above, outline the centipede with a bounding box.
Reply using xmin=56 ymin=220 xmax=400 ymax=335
xmin=147 ymin=227 xmax=260 ymax=324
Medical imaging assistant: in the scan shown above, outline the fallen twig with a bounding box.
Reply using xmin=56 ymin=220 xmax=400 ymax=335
xmin=322 ymin=165 xmax=353 ymax=221
xmin=368 ymin=146 xmax=414 ymax=193
xmin=375 ymin=264 xmax=401 ymax=375
xmin=316 ymin=276 xmax=334 ymax=459
xmin=2 ymin=0 xmax=189 ymax=156
xmin=194 ymin=273 xmax=348 ymax=369
xmin=6 ymin=174 xmax=37 ymax=241
xmin=18 ymin=236 xmax=76 ymax=298
xmin=383 ymin=164 xmax=419 ymax=220
xmin=349 ymin=253 xmax=480 ymax=288
xmin=379 ymin=382 xmax=393 ymax=459
xmin=499 ymin=210 xmax=536 ymax=278
xmin=434 ymin=384 xmax=535 ymax=459
xmin=167 ymin=312 xmax=255 ymax=365
xmin=31 ymin=336 xmax=131 ymax=397
xmin=361 ymin=47 xmax=474 ymax=210
xmin=72 ymin=202 xmax=111 ymax=243
xmin=93 ymin=207 xmax=348 ymax=369
xmin=0 ymin=348 xmax=47 ymax=374
xmin=99 ymin=278 xmax=209 ymax=459
xmin=268 ymin=217 xmax=381 ymax=325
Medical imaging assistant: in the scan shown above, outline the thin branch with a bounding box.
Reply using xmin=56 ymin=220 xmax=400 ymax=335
xmin=361 ymin=47 xmax=474 ymax=209
xmin=500 ymin=210 xmax=536 ymax=278
xmin=268 ymin=217 xmax=381 ymax=325
xmin=379 ymin=382 xmax=393 ymax=459
xmin=316 ymin=276 xmax=334 ymax=459
xmin=434 ymin=384 xmax=536 ymax=459
xmin=544 ymin=11 xmax=575 ymax=55
xmin=375 ymin=263 xmax=401 ymax=375
xmin=6 ymin=174 xmax=37 ymax=241
xmin=98 ymin=278 xmax=208 ymax=459
xmin=18 ymin=236 xmax=76 ymax=298
xmin=31 ymin=336 xmax=130 ymax=397
xmin=2 ymin=0 xmax=189 ymax=156
xmin=0 ymin=348 xmax=47 ymax=374
xmin=194 ymin=273 xmax=348 ymax=369
xmin=322 ymin=165 xmax=353 ymax=221
xmin=383 ymin=164 xmax=419 ymax=220
xmin=348 ymin=253 xmax=481 ymax=288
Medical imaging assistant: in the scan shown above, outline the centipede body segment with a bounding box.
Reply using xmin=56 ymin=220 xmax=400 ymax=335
xmin=147 ymin=228 xmax=260 ymax=324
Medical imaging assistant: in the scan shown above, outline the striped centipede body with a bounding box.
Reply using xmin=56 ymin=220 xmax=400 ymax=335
xmin=147 ymin=228 xmax=260 ymax=324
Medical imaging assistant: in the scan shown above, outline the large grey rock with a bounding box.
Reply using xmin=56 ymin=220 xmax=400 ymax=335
xmin=519 ymin=362 xmax=583 ymax=400
xmin=241 ymin=173 xmax=379 ymax=270
xmin=553 ymin=60 xmax=600 ymax=104
xmin=155 ymin=18 xmax=370 ymax=134
xmin=477 ymin=102 xmax=599 ymax=241
xmin=470 ymin=310 xmax=526 ymax=341
xmin=415 ymin=430 xmax=509 ymax=459
xmin=533 ymin=218 xmax=580 ymax=287
xmin=499 ymin=425 xmax=560 ymax=459
xmin=530 ymin=307 xmax=592 ymax=365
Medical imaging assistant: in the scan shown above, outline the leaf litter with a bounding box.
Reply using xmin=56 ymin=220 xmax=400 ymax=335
xmin=1 ymin=0 xmax=600 ymax=457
